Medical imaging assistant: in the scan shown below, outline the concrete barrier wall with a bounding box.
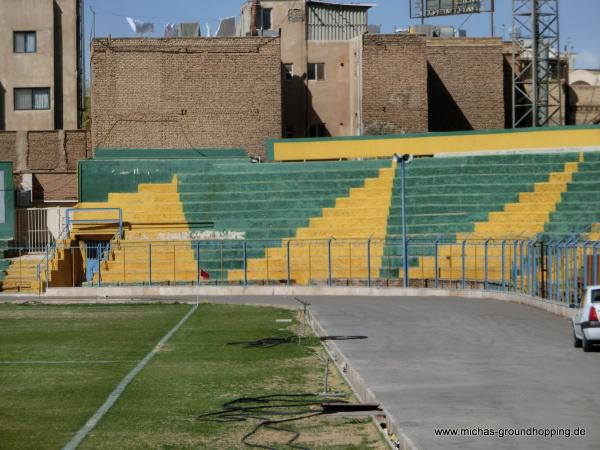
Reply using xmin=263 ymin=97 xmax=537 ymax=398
xmin=40 ymin=285 xmax=575 ymax=318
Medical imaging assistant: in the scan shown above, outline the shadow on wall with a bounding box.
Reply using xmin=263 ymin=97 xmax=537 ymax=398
xmin=281 ymin=65 xmax=330 ymax=138
xmin=503 ymin=57 xmax=513 ymax=129
xmin=567 ymin=86 xmax=579 ymax=125
xmin=53 ymin=1 xmax=63 ymax=130
xmin=32 ymin=175 xmax=45 ymax=203
xmin=0 ymin=82 xmax=5 ymax=130
xmin=427 ymin=62 xmax=473 ymax=132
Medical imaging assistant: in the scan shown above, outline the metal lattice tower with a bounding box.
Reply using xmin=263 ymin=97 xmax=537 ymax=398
xmin=512 ymin=0 xmax=562 ymax=128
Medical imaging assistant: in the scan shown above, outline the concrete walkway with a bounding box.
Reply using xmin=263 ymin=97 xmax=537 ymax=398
xmin=202 ymin=295 xmax=600 ymax=450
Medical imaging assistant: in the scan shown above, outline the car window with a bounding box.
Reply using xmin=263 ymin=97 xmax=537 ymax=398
xmin=592 ymin=289 xmax=600 ymax=304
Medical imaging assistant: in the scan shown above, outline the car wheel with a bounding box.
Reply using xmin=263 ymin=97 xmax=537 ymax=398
xmin=573 ymin=328 xmax=582 ymax=348
xmin=582 ymin=334 xmax=593 ymax=353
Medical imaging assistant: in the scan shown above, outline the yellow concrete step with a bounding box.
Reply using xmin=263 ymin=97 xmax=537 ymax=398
xmin=103 ymin=260 xmax=197 ymax=271
xmin=348 ymin=187 xmax=392 ymax=196
xmin=79 ymin=203 xmax=184 ymax=213
xmin=321 ymin=207 xmax=388 ymax=218
xmin=504 ymin=203 xmax=556 ymax=213
xmin=137 ymin=183 xmax=178 ymax=193
xmin=335 ymin=198 xmax=390 ymax=208
xmin=108 ymin=192 xmax=180 ymax=203
xmin=128 ymin=214 xmax=186 ymax=223
xmin=97 ymin=273 xmax=198 ymax=283
xmin=530 ymin=183 xmax=566 ymax=193
xmin=518 ymin=192 xmax=562 ymax=203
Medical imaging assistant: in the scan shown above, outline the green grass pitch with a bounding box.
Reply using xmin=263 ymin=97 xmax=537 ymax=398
xmin=0 ymin=303 xmax=387 ymax=449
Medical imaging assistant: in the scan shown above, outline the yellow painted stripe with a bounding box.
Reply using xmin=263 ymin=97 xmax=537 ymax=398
xmin=272 ymin=128 xmax=600 ymax=161
xmin=228 ymin=162 xmax=396 ymax=284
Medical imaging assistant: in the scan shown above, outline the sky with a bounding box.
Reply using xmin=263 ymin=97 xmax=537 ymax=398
xmin=83 ymin=0 xmax=600 ymax=80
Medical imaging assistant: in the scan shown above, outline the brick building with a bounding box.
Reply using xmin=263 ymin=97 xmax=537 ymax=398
xmin=0 ymin=129 xmax=90 ymax=204
xmin=426 ymin=38 xmax=504 ymax=131
xmin=91 ymin=37 xmax=282 ymax=158
xmin=237 ymin=0 xmax=504 ymax=137
xmin=90 ymin=32 xmax=505 ymax=152
xmin=0 ymin=0 xmax=84 ymax=131
xmin=361 ymin=34 xmax=429 ymax=135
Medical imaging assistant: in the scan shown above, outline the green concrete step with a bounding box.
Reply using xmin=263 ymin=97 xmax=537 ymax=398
xmin=178 ymin=178 xmax=370 ymax=193
xmin=410 ymin=153 xmax=579 ymax=167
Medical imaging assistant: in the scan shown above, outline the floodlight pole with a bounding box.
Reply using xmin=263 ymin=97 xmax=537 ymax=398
xmin=512 ymin=0 xmax=562 ymax=127
xmin=398 ymin=154 xmax=411 ymax=288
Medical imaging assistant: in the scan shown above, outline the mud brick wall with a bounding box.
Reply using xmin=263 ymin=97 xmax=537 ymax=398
xmin=0 ymin=130 xmax=90 ymax=202
xmin=91 ymin=37 xmax=282 ymax=158
xmin=361 ymin=34 xmax=428 ymax=135
xmin=427 ymin=38 xmax=504 ymax=132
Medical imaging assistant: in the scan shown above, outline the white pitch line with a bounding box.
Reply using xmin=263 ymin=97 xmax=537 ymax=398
xmin=62 ymin=304 xmax=198 ymax=450
xmin=0 ymin=360 xmax=137 ymax=365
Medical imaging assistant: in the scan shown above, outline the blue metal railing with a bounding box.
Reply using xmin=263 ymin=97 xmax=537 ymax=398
xmin=65 ymin=208 xmax=123 ymax=239
xmin=14 ymin=235 xmax=600 ymax=303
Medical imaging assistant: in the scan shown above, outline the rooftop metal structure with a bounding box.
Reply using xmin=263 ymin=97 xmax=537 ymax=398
xmin=512 ymin=0 xmax=562 ymax=128
xmin=307 ymin=0 xmax=372 ymax=40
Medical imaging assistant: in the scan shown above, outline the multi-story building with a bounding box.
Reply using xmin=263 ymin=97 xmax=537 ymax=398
xmin=0 ymin=0 xmax=84 ymax=131
xmin=239 ymin=0 xmax=372 ymax=137
xmin=238 ymin=0 xmax=504 ymax=138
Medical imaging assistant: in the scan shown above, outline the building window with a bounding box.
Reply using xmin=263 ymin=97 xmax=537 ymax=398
xmin=14 ymin=88 xmax=50 ymax=110
xmin=14 ymin=31 xmax=36 ymax=53
xmin=307 ymin=63 xmax=325 ymax=81
xmin=309 ymin=123 xmax=327 ymax=137
xmin=258 ymin=7 xmax=272 ymax=30
xmin=283 ymin=63 xmax=294 ymax=80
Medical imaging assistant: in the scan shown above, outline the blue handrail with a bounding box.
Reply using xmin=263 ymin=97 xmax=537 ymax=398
xmin=66 ymin=208 xmax=123 ymax=239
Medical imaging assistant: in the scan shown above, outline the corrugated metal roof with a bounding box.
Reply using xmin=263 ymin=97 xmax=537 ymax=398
xmin=307 ymin=0 xmax=375 ymax=9
xmin=307 ymin=1 xmax=370 ymax=40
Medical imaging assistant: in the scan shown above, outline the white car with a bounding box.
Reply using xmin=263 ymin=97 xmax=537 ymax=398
xmin=572 ymin=286 xmax=600 ymax=352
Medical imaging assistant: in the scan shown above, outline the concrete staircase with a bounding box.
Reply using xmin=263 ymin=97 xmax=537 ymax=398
xmin=380 ymin=153 xmax=582 ymax=281
xmin=411 ymin=160 xmax=580 ymax=282
xmin=227 ymin=162 xmax=396 ymax=283
xmin=1 ymin=254 xmax=44 ymax=293
xmin=76 ymin=177 xmax=197 ymax=285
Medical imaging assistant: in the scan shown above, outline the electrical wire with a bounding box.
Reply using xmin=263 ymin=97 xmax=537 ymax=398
xmin=197 ymin=393 xmax=347 ymax=450
xmin=197 ymin=329 xmax=371 ymax=448
xmin=89 ymin=3 xmax=223 ymax=23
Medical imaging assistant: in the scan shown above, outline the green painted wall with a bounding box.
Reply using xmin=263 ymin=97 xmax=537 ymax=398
xmin=0 ymin=162 xmax=15 ymax=241
xmin=78 ymin=158 xmax=249 ymax=202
